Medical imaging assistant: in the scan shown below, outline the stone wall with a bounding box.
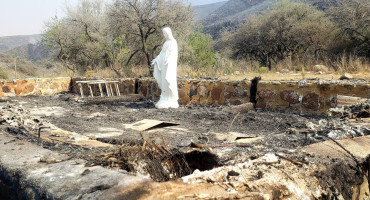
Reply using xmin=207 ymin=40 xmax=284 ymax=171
xmin=2 ymin=77 xmax=368 ymax=115
xmin=256 ymin=80 xmax=369 ymax=115
xmin=137 ymin=78 xmax=251 ymax=106
xmin=71 ymin=77 xmax=369 ymax=115
xmin=0 ymin=77 xmax=71 ymax=97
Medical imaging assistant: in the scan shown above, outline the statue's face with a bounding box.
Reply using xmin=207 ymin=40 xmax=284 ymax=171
xmin=162 ymin=29 xmax=168 ymax=39
xmin=162 ymin=28 xmax=172 ymax=40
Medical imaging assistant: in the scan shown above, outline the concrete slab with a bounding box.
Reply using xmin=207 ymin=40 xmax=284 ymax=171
xmin=0 ymin=133 xmax=238 ymax=200
xmin=301 ymin=135 xmax=370 ymax=159
xmin=0 ymin=133 xmax=149 ymax=200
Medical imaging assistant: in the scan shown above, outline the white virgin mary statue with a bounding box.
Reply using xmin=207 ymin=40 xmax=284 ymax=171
xmin=151 ymin=27 xmax=179 ymax=109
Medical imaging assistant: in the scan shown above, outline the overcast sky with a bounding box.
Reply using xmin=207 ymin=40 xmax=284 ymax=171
xmin=0 ymin=0 xmax=226 ymax=37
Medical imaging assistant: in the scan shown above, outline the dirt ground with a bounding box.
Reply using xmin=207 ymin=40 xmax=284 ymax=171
xmin=1 ymin=93 xmax=369 ymax=199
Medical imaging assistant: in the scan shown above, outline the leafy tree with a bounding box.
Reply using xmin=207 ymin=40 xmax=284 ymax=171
xmin=231 ymin=0 xmax=333 ymax=70
xmin=101 ymin=33 xmax=131 ymax=76
xmin=108 ymin=0 xmax=193 ymax=75
xmin=180 ymin=26 xmax=216 ymax=72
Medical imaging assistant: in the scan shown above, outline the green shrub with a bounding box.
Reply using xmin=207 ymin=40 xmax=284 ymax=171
xmin=0 ymin=69 xmax=8 ymax=79
xmin=293 ymin=64 xmax=304 ymax=72
xmin=257 ymin=67 xmax=269 ymax=73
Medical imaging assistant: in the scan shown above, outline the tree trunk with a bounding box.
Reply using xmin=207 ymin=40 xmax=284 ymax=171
xmin=139 ymin=26 xmax=154 ymax=77
xmin=145 ymin=53 xmax=153 ymax=77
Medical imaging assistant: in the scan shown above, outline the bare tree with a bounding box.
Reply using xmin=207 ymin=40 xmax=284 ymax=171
xmin=108 ymin=0 xmax=193 ymax=75
xmin=328 ymin=0 xmax=370 ymax=57
xmin=44 ymin=0 xmax=109 ymax=74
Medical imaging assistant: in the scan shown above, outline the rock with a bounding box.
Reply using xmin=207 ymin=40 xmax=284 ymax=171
xmin=0 ymin=97 xmax=10 ymax=102
xmin=9 ymin=122 xmax=19 ymax=127
xmin=227 ymin=170 xmax=240 ymax=177
xmin=314 ymin=65 xmax=328 ymax=72
xmin=287 ymin=128 xmax=299 ymax=135
xmin=226 ymin=103 xmax=254 ymax=114
xmin=281 ymin=68 xmax=290 ymax=73
xmin=88 ymin=112 xmax=107 ymax=118
xmin=257 ymin=171 xmax=263 ymax=179
xmin=340 ymin=73 xmax=353 ymax=80
xmin=177 ymin=140 xmax=192 ymax=147
xmin=264 ymin=153 xmax=279 ymax=163
xmin=302 ymin=93 xmax=323 ymax=110
xmin=280 ymin=90 xmax=300 ymax=104
xmin=39 ymin=157 xmax=62 ymax=164
xmin=306 ymin=122 xmax=318 ymax=132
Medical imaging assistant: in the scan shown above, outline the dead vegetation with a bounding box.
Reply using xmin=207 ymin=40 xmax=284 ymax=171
xmin=94 ymin=133 xmax=192 ymax=182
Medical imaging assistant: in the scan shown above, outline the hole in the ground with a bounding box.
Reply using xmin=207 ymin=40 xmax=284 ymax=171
xmin=184 ymin=150 xmax=219 ymax=171
xmin=0 ymin=179 xmax=17 ymax=200
xmin=95 ymin=136 xmax=220 ymax=182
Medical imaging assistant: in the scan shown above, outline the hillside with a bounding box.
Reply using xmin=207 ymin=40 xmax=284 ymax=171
xmin=6 ymin=42 xmax=54 ymax=61
xmin=199 ymin=0 xmax=279 ymax=38
xmin=0 ymin=35 xmax=64 ymax=79
xmin=192 ymin=1 xmax=227 ymax=22
xmin=0 ymin=34 xmax=43 ymax=52
xmin=0 ymin=52 xmax=65 ymax=79
xmin=188 ymin=0 xmax=228 ymax=5
xmin=198 ymin=0 xmax=340 ymax=38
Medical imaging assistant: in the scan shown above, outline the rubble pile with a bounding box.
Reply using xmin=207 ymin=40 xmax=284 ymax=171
xmin=182 ymin=153 xmax=325 ymax=199
xmin=309 ymin=100 xmax=370 ymax=139
xmin=305 ymin=118 xmax=370 ymax=140
xmin=0 ymin=103 xmax=54 ymax=134
xmin=328 ymin=100 xmax=370 ymax=118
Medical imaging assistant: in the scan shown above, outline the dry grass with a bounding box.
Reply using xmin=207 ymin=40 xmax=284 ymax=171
xmin=333 ymin=55 xmax=370 ymax=74
xmin=0 ymin=61 xmax=69 ymax=79
xmin=202 ymin=55 xmax=370 ymax=81
xmin=221 ymin=71 xmax=370 ymax=81
xmin=84 ymin=61 xmax=369 ymax=80
xmin=1 ymin=54 xmax=367 ymax=81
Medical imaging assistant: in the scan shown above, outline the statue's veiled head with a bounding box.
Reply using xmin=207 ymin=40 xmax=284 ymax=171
xmin=162 ymin=27 xmax=174 ymax=40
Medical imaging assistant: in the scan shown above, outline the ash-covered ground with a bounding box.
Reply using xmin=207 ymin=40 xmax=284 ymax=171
xmin=5 ymin=93 xmax=318 ymax=149
xmin=2 ymin=93 xmax=368 ymax=165
xmin=1 ymin=93 xmax=369 ymax=199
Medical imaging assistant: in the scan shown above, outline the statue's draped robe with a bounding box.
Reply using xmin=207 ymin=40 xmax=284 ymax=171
xmin=152 ymin=28 xmax=179 ymax=108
